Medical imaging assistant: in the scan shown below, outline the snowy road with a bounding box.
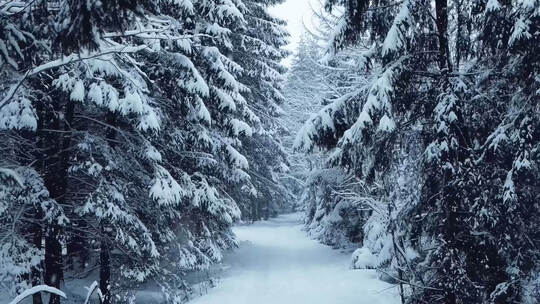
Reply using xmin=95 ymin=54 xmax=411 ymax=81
xmin=188 ymin=213 xmax=399 ymax=304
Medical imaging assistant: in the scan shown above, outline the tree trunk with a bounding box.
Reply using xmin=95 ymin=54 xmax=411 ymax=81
xmin=44 ymin=225 xmax=62 ymax=304
xmin=19 ymin=128 xmax=44 ymax=304
xmin=435 ymin=0 xmax=451 ymax=71
xmin=100 ymin=240 xmax=111 ymax=304
xmin=99 ymin=111 xmax=116 ymax=304
xmin=388 ymin=203 xmax=405 ymax=304
xmin=31 ymin=208 xmax=43 ymax=304
xmin=66 ymin=220 xmax=89 ymax=270
xmin=41 ymin=118 xmax=63 ymax=304
xmin=40 ymin=97 xmax=75 ymax=304
xmin=62 ymin=99 xmax=89 ymax=271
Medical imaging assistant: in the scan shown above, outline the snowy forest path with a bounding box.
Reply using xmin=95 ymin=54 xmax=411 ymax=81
xmin=187 ymin=213 xmax=399 ymax=304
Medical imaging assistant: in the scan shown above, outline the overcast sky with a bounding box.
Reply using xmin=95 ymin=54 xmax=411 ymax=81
xmin=268 ymin=0 xmax=318 ymax=66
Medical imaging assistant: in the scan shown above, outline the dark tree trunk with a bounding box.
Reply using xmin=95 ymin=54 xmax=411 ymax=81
xmin=99 ymin=111 xmax=117 ymax=304
xmin=455 ymin=0 xmax=463 ymax=68
xmin=435 ymin=0 xmax=452 ymax=71
xmin=44 ymin=226 xmax=62 ymax=304
xmin=388 ymin=203 xmax=405 ymax=304
xmin=19 ymin=128 xmax=44 ymax=304
xmin=99 ymin=240 xmax=111 ymax=304
xmin=41 ymin=104 xmax=63 ymax=304
xmin=66 ymin=220 xmax=89 ymax=270
xmin=62 ymin=100 xmax=89 ymax=271
xmin=251 ymin=200 xmax=260 ymax=222
xmin=39 ymin=96 xmax=75 ymax=304
xmin=31 ymin=208 xmax=44 ymax=304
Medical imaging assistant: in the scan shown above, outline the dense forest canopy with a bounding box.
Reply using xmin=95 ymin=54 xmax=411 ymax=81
xmin=1 ymin=0 xmax=539 ymax=304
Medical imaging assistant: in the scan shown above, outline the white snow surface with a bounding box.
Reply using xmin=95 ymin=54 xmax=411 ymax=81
xmin=188 ymin=212 xmax=399 ymax=304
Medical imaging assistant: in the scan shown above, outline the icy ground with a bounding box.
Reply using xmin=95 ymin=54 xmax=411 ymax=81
xmin=188 ymin=212 xmax=399 ymax=304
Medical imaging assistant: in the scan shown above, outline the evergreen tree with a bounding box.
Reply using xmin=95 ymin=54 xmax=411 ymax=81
xmin=292 ymin=1 xmax=540 ymax=303
xmin=229 ymin=0 xmax=293 ymax=221
xmin=1 ymin=0 xmax=292 ymax=303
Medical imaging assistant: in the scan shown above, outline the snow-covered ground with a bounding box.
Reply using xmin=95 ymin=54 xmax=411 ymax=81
xmin=188 ymin=213 xmax=399 ymax=304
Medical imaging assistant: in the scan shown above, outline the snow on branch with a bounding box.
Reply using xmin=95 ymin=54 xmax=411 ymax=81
xmin=226 ymin=145 xmax=249 ymax=169
xmin=83 ymin=281 xmax=103 ymax=304
xmin=0 ymin=168 xmax=24 ymax=186
xmin=0 ymin=45 xmax=149 ymax=111
xmin=381 ymin=1 xmax=410 ymax=57
xmin=102 ymin=28 xmax=216 ymax=41
xmin=0 ymin=1 xmax=28 ymax=15
xmin=8 ymin=285 xmax=66 ymax=304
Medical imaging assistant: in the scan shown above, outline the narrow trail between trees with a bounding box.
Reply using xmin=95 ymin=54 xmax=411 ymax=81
xmin=188 ymin=213 xmax=399 ymax=304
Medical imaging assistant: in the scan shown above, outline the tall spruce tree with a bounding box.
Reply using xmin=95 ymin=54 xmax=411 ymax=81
xmin=293 ymin=1 xmax=539 ymax=303
xmin=1 ymin=0 xmax=291 ymax=303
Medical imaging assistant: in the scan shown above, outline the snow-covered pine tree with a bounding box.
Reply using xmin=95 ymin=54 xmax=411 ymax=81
xmin=288 ymin=2 xmax=387 ymax=249
xmin=463 ymin=1 xmax=540 ymax=302
xmin=138 ymin=0 xmax=248 ymax=287
xmin=1 ymin=0 xmax=291 ymax=303
xmin=283 ymin=34 xmax=329 ymax=198
xmin=58 ymin=0 xmax=251 ymax=301
xmin=285 ymin=27 xmax=375 ymax=247
xmin=293 ymin=1 xmax=539 ymax=303
xmin=1 ymin=3 xmax=76 ymax=303
xmin=227 ymin=0 xmax=293 ymax=221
